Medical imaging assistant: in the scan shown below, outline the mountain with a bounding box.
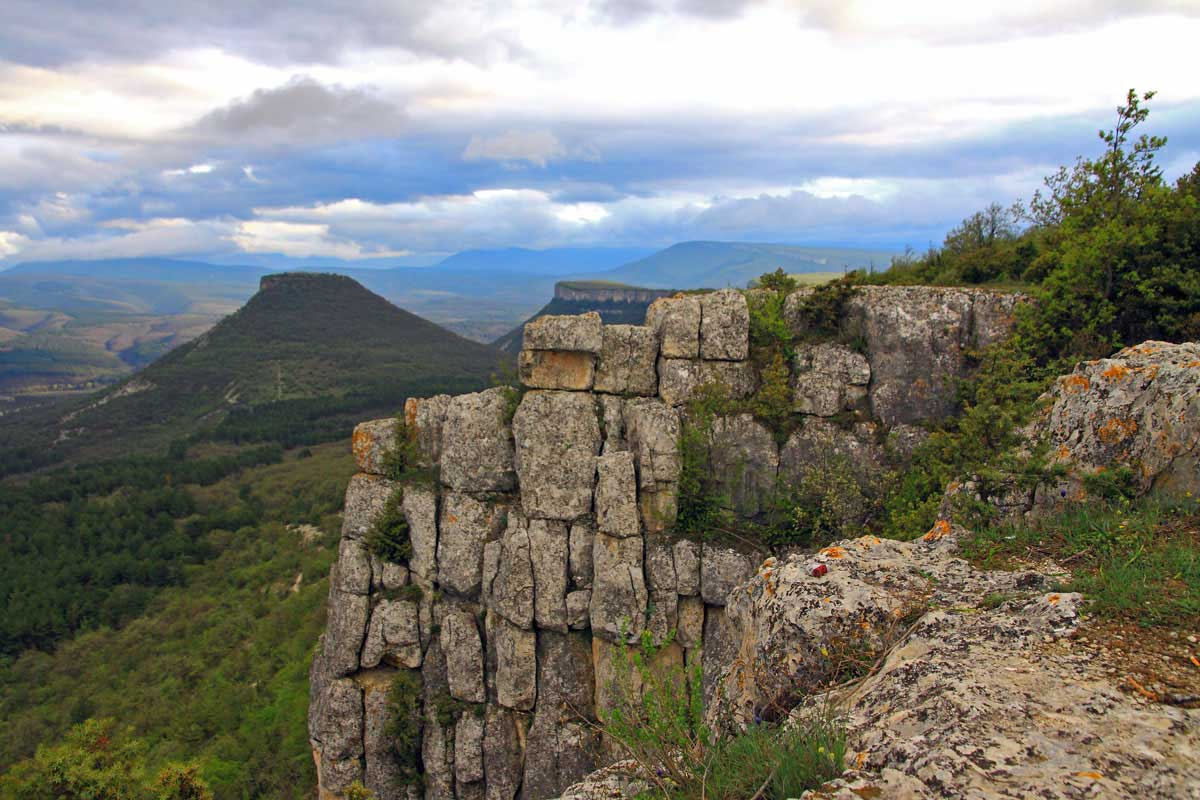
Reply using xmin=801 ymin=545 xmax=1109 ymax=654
xmin=589 ymin=241 xmax=897 ymax=288
xmin=2 ymin=272 xmax=503 ymax=462
xmin=433 ymin=246 xmax=655 ymax=275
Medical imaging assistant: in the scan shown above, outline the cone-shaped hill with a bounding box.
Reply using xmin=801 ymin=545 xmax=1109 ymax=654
xmin=26 ymin=272 xmax=506 ymax=458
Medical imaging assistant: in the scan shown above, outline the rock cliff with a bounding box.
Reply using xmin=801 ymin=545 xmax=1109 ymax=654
xmin=309 ymin=284 xmax=1027 ymax=800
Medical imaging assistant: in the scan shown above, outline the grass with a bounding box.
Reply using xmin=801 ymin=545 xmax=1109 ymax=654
xmin=960 ymin=495 xmax=1200 ymax=628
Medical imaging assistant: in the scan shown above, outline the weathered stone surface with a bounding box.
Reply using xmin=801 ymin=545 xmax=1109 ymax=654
xmin=529 ymin=519 xmax=570 ymax=632
xmin=455 ymin=711 xmax=486 ymax=785
xmin=623 ymin=398 xmax=679 ymax=533
xmin=442 ymin=609 xmax=487 ymax=702
xmin=597 ymin=395 xmax=626 ymax=454
xmin=524 ymin=312 xmax=603 ymax=353
xmin=483 ymin=705 xmax=526 ymax=800
xmin=519 ymin=350 xmax=596 ymax=391
xmin=1030 ymin=340 xmax=1200 ymax=507
xmin=537 ymin=630 xmax=596 ymax=714
xmin=370 ymin=555 xmax=409 ymax=592
xmin=645 ymin=294 xmax=701 ymax=358
xmin=491 ymin=614 xmax=538 ymax=711
xmin=402 ymin=485 xmax=438 ymax=584
xmin=699 ymin=289 xmax=749 ymax=361
xmin=513 ymin=391 xmax=601 ymax=520
xmin=657 ymin=358 xmax=757 ymax=407
xmin=673 ymin=539 xmax=700 ymax=596
xmin=364 ymin=682 xmax=407 ymax=800
xmin=713 ymin=533 xmax=1200 ymax=800
xmin=566 ymin=589 xmax=592 ymax=629
xmin=360 ymin=599 xmax=422 ymax=669
xmin=404 ymin=393 xmax=452 ymax=469
xmin=594 ymin=325 xmax=659 ymax=396
xmin=352 ymin=417 xmax=399 ymax=475
xmin=323 ymin=585 xmax=369 ymax=677
xmin=594 ymin=451 xmax=639 ymax=537
xmin=422 ymin=706 xmax=455 ymax=800
xmin=335 ymin=537 xmax=373 ymax=595
xmin=779 ymin=419 xmax=885 ymax=523
xmin=342 ymin=473 xmax=400 ymax=540
xmin=441 ymin=387 xmax=517 ymax=492
xmin=676 ymin=596 xmax=704 ymax=649
xmin=645 ymin=539 xmax=678 ymax=644
xmin=700 ymin=545 xmax=756 ymax=607
xmin=838 ymin=286 xmax=1013 ymax=426
xmin=791 ymin=341 xmax=870 ymax=417
xmin=522 ymin=717 xmax=600 ymax=800
xmin=973 ymin=291 xmax=1025 ymax=348
xmin=589 ymin=531 xmax=647 ymax=641
xmin=709 ymin=414 xmax=779 ymax=518
xmin=438 ymin=492 xmax=506 ymax=598
xmin=491 ymin=513 xmax=535 ymax=629
xmin=568 ymin=519 xmax=595 ymax=588
xmin=555 ymin=760 xmax=649 ymax=800
xmin=311 ymin=678 xmax=365 ymax=794
xmin=701 ymin=605 xmax=736 ymax=707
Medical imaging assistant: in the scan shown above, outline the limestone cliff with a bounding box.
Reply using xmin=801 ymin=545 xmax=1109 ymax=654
xmin=309 ymin=284 xmax=1026 ymax=800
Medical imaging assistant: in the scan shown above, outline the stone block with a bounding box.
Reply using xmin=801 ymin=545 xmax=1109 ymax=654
xmin=594 ymin=324 xmax=659 ymax=395
xmin=518 ymin=349 xmax=596 ymax=390
xmin=523 ymin=312 xmax=603 ymax=353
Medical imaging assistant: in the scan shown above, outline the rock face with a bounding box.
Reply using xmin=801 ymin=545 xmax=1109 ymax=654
xmin=1030 ymin=340 xmax=1200 ymax=506
xmin=312 ymin=287 xmax=1037 ymax=800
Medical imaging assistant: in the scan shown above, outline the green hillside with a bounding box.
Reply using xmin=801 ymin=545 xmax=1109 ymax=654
xmin=0 ymin=272 xmax=504 ymax=464
xmin=592 ymin=241 xmax=894 ymax=288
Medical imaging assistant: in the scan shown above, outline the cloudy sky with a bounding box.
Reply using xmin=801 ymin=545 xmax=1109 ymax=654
xmin=2 ymin=0 xmax=1199 ymax=265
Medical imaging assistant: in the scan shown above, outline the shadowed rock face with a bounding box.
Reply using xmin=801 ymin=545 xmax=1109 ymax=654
xmin=313 ymin=285 xmax=1047 ymax=800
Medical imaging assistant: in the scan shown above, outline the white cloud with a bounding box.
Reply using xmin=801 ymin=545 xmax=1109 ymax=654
xmin=462 ymin=130 xmax=568 ymax=167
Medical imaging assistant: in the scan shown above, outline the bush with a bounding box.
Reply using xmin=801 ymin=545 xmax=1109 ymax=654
xmin=762 ymin=456 xmax=866 ymax=548
xmin=366 ymin=489 xmax=412 ymax=563
xmin=384 ymin=671 xmax=424 ymax=786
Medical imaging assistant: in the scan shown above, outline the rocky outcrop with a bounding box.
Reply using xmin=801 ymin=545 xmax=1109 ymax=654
xmin=312 ymin=285 xmax=1031 ymax=800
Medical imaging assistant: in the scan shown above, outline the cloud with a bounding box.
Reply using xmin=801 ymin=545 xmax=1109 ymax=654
xmin=188 ymin=76 xmax=406 ymax=145
xmin=4 ymin=217 xmax=236 ymax=262
xmin=462 ymin=130 xmax=568 ymax=167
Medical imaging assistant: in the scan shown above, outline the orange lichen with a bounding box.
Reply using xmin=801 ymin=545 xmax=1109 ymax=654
xmin=351 ymin=426 xmax=373 ymax=461
xmin=404 ymin=397 xmax=419 ymax=428
xmin=1047 ymin=594 xmax=1061 ymax=605
xmin=1074 ymin=772 xmax=1104 ymax=780
xmin=1063 ymin=374 xmax=1091 ymax=394
xmin=1124 ymin=676 xmax=1159 ymax=702
xmin=1098 ymin=417 xmax=1138 ymax=444
xmin=820 ymin=546 xmax=846 ymax=559
xmin=1056 ymin=445 xmax=1071 ymax=460
xmin=1186 ymin=360 xmax=1200 ymax=369
xmin=1102 ymin=364 xmax=1130 ymax=380
xmin=923 ymin=519 xmax=952 ymax=542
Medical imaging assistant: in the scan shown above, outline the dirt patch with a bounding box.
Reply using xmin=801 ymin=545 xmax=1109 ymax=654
xmin=1055 ymin=620 xmax=1200 ymax=707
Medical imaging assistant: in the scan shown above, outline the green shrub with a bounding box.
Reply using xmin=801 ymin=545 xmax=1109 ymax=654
xmin=700 ymin=716 xmax=846 ymax=800
xmin=366 ymin=489 xmax=412 ymax=563
xmin=789 ymin=273 xmax=860 ymax=341
xmin=762 ymin=456 xmax=866 ymax=548
xmin=384 ymin=671 xmax=424 ymax=786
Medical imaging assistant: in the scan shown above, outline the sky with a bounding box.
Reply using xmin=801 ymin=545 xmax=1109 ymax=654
xmin=1 ymin=0 xmax=1199 ymax=266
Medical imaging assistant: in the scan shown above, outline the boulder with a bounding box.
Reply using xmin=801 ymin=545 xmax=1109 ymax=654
xmin=370 ymin=555 xmax=409 ymax=592
xmin=672 ymin=539 xmax=701 ymax=596
xmin=441 ymin=387 xmax=517 ymax=492
xmin=644 ymin=538 xmax=678 ymax=645
xmin=522 ymin=717 xmax=600 ymax=800
xmin=402 ymin=485 xmax=439 ymax=585
xmin=483 ymin=705 xmax=527 ymax=800
xmin=518 ymin=350 xmax=596 ymax=391
xmin=442 ymin=609 xmax=486 ymax=703
xmin=1030 ymin=340 xmax=1200 ymax=505
xmin=491 ymin=512 xmax=535 ymax=629
xmin=342 ymin=474 xmax=400 ymax=541
xmin=623 ymin=398 xmax=680 ymax=533
xmin=455 ymin=711 xmax=486 ymax=785
xmin=524 ymin=312 xmax=603 ymax=353
xmin=791 ymin=341 xmax=870 ymax=417
xmin=566 ymin=590 xmax=592 ymax=629
xmin=404 ymin=393 xmax=452 ymax=469
xmin=676 ymin=596 xmax=704 ymax=650
xmin=437 ymin=492 xmax=507 ymax=598
xmin=529 ymin=519 xmax=570 ymax=632
xmin=597 ymin=395 xmax=627 ymax=454
xmin=334 ymin=538 xmax=373 ymax=595
xmin=699 ymin=289 xmax=749 ymax=360
xmin=568 ymin=518 xmax=595 ymax=588
xmin=645 ymin=294 xmax=701 ymax=359
xmin=708 ymin=414 xmax=779 ymax=519
xmin=594 ymin=324 xmax=659 ymax=396
xmin=513 ymin=390 xmax=601 ymax=520
xmin=594 ymin=451 xmax=640 ymax=537
xmin=699 ymin=545 xmax=756 ymax=607
xmin=421 ymin=706 xmax=455 ymax=800
xmin=657 ymin=358 xmax=757 ymax=407
xmin=364 ymin=683 xmax=409 ymax=800
xmin=311 ymin=678 xmax=365 ymax=795
xmin=323 ymin=585 xmax=369 ymax=677
xmin=589 ymin=531 xmax=647 ymax=641
xmin=352 ymin=417 xmax=399 ymax=475
xmin=491 ymin=613 xmax=538 ymax=711
xmin=360 ymin=599 xmax=422 ymax=669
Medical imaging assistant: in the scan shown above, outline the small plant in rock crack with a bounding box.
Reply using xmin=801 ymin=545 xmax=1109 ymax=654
xmin=384 ymin=670 xmax=424 ymax=787
xmin=367 ymin=488 xmax=411 ymax=563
